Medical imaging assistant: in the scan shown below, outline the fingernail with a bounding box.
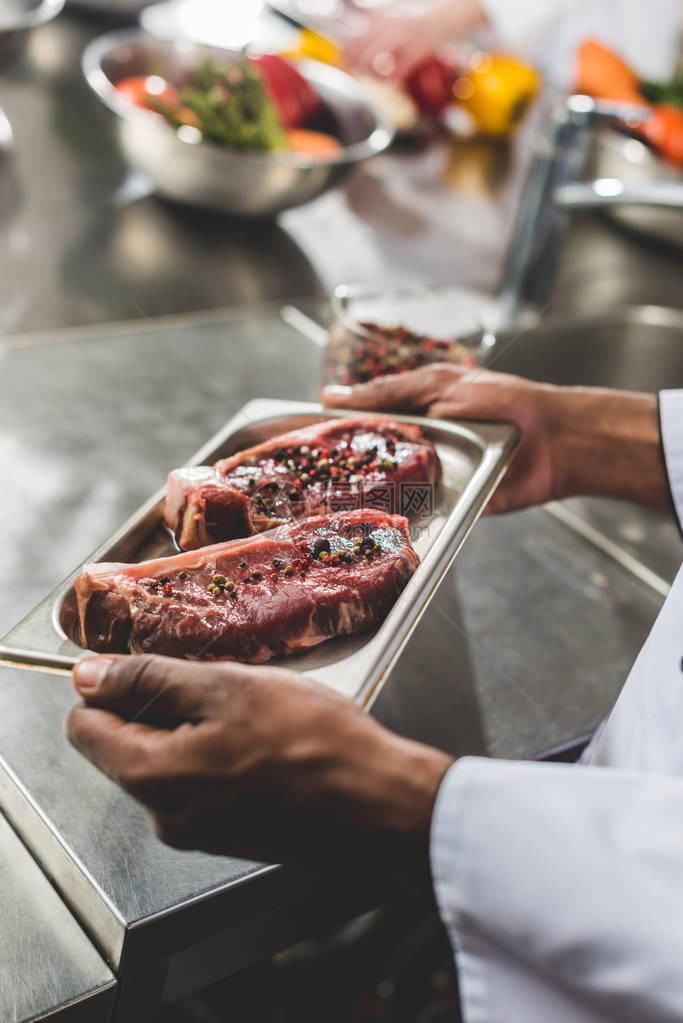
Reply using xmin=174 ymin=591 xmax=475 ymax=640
xmin=73 ymin=657 xmax=113 ymax=693
xmin=322 ymin=385 xmax=352 ymax=398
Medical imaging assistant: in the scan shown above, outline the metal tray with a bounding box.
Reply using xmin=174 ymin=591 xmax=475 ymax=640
xmin=0 ymin=399 xmax=518 ymax=707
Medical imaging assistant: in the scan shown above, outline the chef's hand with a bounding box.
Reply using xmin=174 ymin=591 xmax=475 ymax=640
xmin=345 ymin=0 xmax=486 ymax=80
xmin=323 ymin=365 xmax=670 ymax=514
xmin=66 ymin=654 xmax=452 ymax=868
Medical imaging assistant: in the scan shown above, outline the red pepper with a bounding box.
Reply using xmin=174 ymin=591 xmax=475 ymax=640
xmin=251 ymin=54 xmax=321 ymax=128
xmin=405 ymin=56 xmax=457 ymax=117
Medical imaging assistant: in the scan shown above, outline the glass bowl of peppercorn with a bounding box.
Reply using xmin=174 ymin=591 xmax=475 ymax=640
xmin=324 ymin=282 xmax=497 ymax=387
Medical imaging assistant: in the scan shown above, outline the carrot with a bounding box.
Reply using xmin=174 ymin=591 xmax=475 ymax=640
xmin=575 ymin=39 xmax=643 ymax=105
xmin=286 ymin=128 xmax=341 ymax=158
xmin=575 ymin=38 xmax=683 ymax=167
xmin=640 ymin=104 xmax=683 ymax=168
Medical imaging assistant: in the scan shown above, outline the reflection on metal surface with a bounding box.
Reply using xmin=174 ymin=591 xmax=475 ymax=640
xmin=555 ymin=178 xmax=683 ymax=210
xmin=442 ymin=135 xmax=513 ymax=198
xmin=280 ymin=303 xmax=328 ymax=346
xmin=0 ymin=813 xmax=115 ymax=1022
xmin=546 ymin=502 xmax=671 ymax=600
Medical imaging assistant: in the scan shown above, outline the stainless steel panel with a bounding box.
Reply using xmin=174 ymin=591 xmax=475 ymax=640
xmin=0 ymin=399 xmax=518 ymax=707
xmin=0 ymin=812 xmax=115 ymax=1023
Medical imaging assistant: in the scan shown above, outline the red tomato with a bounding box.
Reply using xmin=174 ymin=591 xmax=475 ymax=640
xmin=115 ymin=75 xmax=179 ymax=112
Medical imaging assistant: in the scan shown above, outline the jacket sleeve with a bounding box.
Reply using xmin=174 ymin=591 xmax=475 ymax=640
xmin=659 ymin=389 xmax=683 ymax=532
xmin=431 ymin=756 xmax=683 ymax=1023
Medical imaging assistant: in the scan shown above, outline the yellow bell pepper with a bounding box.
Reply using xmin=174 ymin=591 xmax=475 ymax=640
xmin=281 ymin=28 xmax=343 ymax=68
xmin=454 ymin=52 xmax=540 ymax=136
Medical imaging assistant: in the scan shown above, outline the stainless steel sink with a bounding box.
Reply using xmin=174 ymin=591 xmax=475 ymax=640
xmin=490 ymin=304 xmax=683 ymax=585
xmin=491 ymin=305 xmax=683 ymax=391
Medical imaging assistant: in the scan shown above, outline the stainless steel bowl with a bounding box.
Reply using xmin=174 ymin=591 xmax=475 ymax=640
xmin=82 ymin=29 xmax=393 ymax=217
xmin=0 ymin=0 xmax=63 ymax=65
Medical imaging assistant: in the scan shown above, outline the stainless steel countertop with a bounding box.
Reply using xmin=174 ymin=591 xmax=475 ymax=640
xmin=0 ymin=307 xmax=667 ymax=999
xmin=0 ymin=811 xmax=115 ymax=1022
xmin=1 ymin=8 xmax=683 ymax=1020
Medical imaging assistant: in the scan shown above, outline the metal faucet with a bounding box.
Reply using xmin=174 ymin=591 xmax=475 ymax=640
xmin=495 ymin=94 xmax=681 ymax=327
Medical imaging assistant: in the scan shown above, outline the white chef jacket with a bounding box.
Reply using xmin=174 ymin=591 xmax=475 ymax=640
xmin=480 ymin=0 xmax=681 ymax=87
xmin=430 ymin=389 xmax=683 ymax=1023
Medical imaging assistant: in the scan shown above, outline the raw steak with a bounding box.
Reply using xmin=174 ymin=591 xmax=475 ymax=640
xmin=74 ymin=509 xmax=419 ymax=663
xmin=165 ymin=416 xmax=441 ymax=550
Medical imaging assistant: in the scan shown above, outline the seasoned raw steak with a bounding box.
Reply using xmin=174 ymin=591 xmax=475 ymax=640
xmin=74 ymin=509 xmax=419 ymax=663
xmin=165 ymin=416 xmax=440 ymax=550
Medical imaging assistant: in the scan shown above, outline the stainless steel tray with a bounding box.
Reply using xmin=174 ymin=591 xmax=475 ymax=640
xmin=0 ymin=399 xmax=518 ymax=707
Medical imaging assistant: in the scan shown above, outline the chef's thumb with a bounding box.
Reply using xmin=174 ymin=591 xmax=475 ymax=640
xmin=72 ymin=654 xmax=211 ymax=721
xmin=322 ymin=364 xmax=465 ymax=414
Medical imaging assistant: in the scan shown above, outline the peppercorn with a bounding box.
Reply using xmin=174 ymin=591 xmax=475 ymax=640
xmin=312 ymin=537 xmax=331 ymax=558
xmin=283 ymin=565 xmax=294 ymax=577
xmin=147 ymin=579 xmax=159 ymax=591
xmin=240 ymin=561 xmax=247 ymax=569
xmin=272 ymin=559 xmax=282 ymax=569
xmin=178 ymin=571 xmax=188 ymax=581
xmin=251 ymin=570 xmax=262 ymax=581
xmin=160 ymin=576 xmax=170 ymax=585
xmin=225 ymin=581 xmax=235 ymax=593
xmin=163 ymin=582 xmax=173 ymax=596
xmin=213 ymin=574 xmax=226 ymax=585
